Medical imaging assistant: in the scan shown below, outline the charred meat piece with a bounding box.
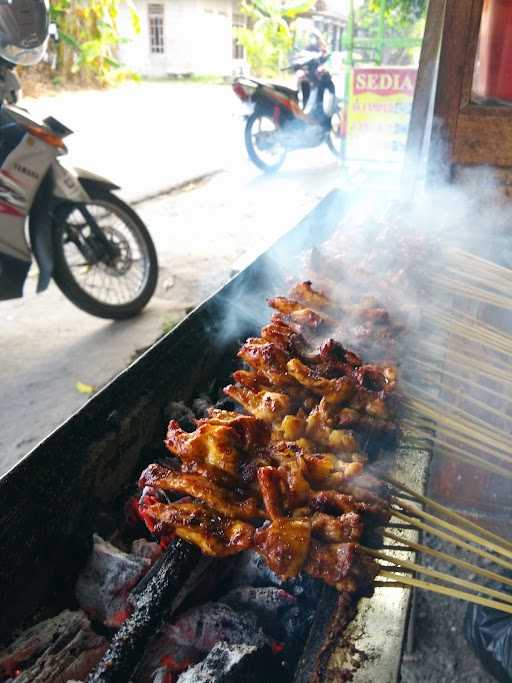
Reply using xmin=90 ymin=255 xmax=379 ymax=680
xmin=257 ymin=467 xmax=286 ymax=520
xmin=289 ymin=281 xmax=332 ymax=310
xmin=309 ymin=489 xmax=386 ymax=517
xmin=231 ymin=369 xmax=270 ymax=390
xmin=238 ymin=337 xmax=292 ymax=387
xmin=287 ymin=358 xmax=355 ymax=405
xmin=140 ymin=465 xmax=263 ymax=521
xmin=302 ymin=453 xmax=364 ymax=487
xmin=304 ymin=540 xmax=378 ymax=594
xmin=254 ymin=517 xmax=311 ymax=578
xmin=224 ymin=384 xmax=291 ymax=424
xmin=310 ymin=511 xmax=363 ymax=543
xmin=354 ymin=364 xmax=397 ymax=394
xmin=165 ymin=420 xmax=242 ymax=485
xmin=267 ymin=297 xmax=327 ymax=329
xmin=260 ymin=316 xmax=310 ymax=356
xmin=140 ymin=501 xmax=254 ymax=557
xmin=203 ymin=409 xmax=271 ymax=451
xmin=305 ymin=405 xmax=359 ymax=454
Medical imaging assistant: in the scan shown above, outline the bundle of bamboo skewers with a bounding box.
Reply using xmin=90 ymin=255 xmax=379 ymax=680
xmin=370 ymin=477 xmax=512 ymax=615
xmin=371 ymin=246 xmax=512 ymax=613
xmin=401 ymin=247 xmax=512 ymax=483
xmin=306 ymin=228 xmax=512 ymax=613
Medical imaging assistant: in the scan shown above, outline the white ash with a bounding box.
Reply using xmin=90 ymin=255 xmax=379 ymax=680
xmin=165 ymin=602 xmax=268 ymax=652
xmin=131 ymin=538 xmax=162 ymax=563
xmin=219 ymin=587 xmax=296 ymax=637
xmin=176 ymin=641 xmax=270 ymax=683
xmin=134 ymin=602 xmax=267 ymax=683
xmin=75 ymin=534 xmax=153 ymax=628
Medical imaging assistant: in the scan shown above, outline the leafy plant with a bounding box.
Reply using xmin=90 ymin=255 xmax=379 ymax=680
xmin=235 ymin=0 xmax=316 ymax=77
xmin=50 ymin=0 xmax=141 ymax=86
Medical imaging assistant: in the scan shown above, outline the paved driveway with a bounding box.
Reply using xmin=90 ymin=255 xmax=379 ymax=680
xmin=0 ymin=82 xmax=343 ymax=474
xmin=25 ymin=81 xmax=242 ymax=201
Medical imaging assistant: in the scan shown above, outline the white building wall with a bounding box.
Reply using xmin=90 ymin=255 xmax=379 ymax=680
xmin=118 ymin=0 xmax=236 ymax=78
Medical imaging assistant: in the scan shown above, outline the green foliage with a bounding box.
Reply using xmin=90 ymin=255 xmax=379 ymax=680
xmin=354 ymin=0 xmax=426 ymax=64
xmin=49 ymin=0 xmax=140 ymax=86
xmin=235 ymin=0 xmax=316 ymax=77
xmin=367 ymin=0 xmax=427 ymax=28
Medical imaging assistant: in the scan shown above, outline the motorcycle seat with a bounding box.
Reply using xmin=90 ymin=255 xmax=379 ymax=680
xmin=268 ymin=83 xmax=298 ymax=98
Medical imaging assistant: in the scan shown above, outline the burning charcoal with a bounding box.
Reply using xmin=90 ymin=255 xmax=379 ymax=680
xmin=219 ymin=588 xmax=296 ymax=638
xmin=165 ymin=401 xmax=196 ymax=430
xmin=282 ymin=605 xmax=315 ymax=643
xmin=282 ymin=572 xmax=324 ymax=604
xmin=166 ymin=602 xmax=269 ymax=652
xmin=134 ymin=603 xmax=268 ymax=683
xmin=131 ymin=538 xmax=162 ymax=563
xmin=135 ymin=637 xmax=199 ymax=683
xmin=0 ymin=609 xmax=107 ymax=683
xmin=228 ymin=550 xmax=283 ymax=589
xmin=75 ymin=534 xmax=152 ymax=628
xmin=176 ymin=641 xmax=274 ymax=683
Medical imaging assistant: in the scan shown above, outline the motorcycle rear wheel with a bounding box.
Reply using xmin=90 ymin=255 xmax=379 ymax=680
xmin=52 ymin=188 xmax=158 ymax=319
xmin=245 ymin=113 xmax=287 ymax=173
xmin=326 ymin=111 xmax=346 ymax=160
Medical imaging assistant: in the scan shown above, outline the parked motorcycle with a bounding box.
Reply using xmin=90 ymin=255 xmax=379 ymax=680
xmin=0 ymin=63 xmax=158 ymax=319
xmin=233 ymin=50 xmax=345 ymax=173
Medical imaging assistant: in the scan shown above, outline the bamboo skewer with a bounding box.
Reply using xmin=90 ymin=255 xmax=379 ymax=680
xmin=425 ymin=306 xmax=512 ymax=354
xmin=444 ymin=265 xmax=512 ymax=298
xmin=384 ymin=476 xmax=512 ymax=552
xmin=377 ymin=571 xmax=512 ymax=614
xmin=417 ymin=337 xmax=512 ymax=379
xmin=380 ymin=529 xmax=512 ymax=588
xmin=392 ymin=500 xmax=512 ymax=560
xmin=404 ymin=390 xmax=512 ymax=455
xmin=405 ymin=407 xmax=512 ymax=462
xmin=411 ymin=368 xmax=512 ymax=422
xmin=428 ymin=273 xmax=512 ymax=309
xmin=364 ymin=547 xmax=512 ymax=605
xmin=389 ymin=509 xmax=512 ymax=572
xmin=449 ymin=249 xmax=512 ymax=283
xmin=417 ymin=340 xmax=512 ymax=383
xmin=407 ymin=370 xmax=512 ymax=427
xmin=403 ymin=421 xmax=512 ymax=476
xmin=410 ymin=357 xmax=512 ymax=405
xmin=404 ymin=383 xmax=512 ymax=440
xmin=402 ymin=429 xmax=512 ymax=479
xmin=424 ymin=313 xmax=512 ymax=355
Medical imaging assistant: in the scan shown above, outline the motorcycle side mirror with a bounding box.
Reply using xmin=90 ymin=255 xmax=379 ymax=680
xmin=49 ymin=22 xmax=59 ymax=43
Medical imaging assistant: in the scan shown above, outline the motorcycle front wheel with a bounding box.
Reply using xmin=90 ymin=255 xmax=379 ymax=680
xmin=244 ymin=113 xmax=287 ymax=173
xmin=52 ymin=188 xmax=158 ymax=319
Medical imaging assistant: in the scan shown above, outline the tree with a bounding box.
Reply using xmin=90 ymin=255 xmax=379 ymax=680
xmin=367 ymin=0 xmax=427 ymax=28
xmin=235 ymin=0 xmax=317 ymax=78
xmin=49 ymin=0 xmax=140 ymax=86
xmin=354 ymin=0 xmax=427 ymax=65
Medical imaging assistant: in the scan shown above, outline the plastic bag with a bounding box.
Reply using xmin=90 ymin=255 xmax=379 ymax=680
xmin=464 ymin=584 xmax=512 ymax=683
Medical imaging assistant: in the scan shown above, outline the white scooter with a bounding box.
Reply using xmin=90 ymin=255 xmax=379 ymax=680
xmin=0 ymin=63 xmax=158 ymax=319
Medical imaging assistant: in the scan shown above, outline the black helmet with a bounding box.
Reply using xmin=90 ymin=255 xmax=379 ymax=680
xmin=0 ymin=0 xmax=49 ymax=66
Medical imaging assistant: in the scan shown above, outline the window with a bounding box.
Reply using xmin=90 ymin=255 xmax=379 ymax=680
xmin=233 ymin=12 xmax=246 ymax=60
xmin=149 ymin=4 xmax=165 ymax=54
